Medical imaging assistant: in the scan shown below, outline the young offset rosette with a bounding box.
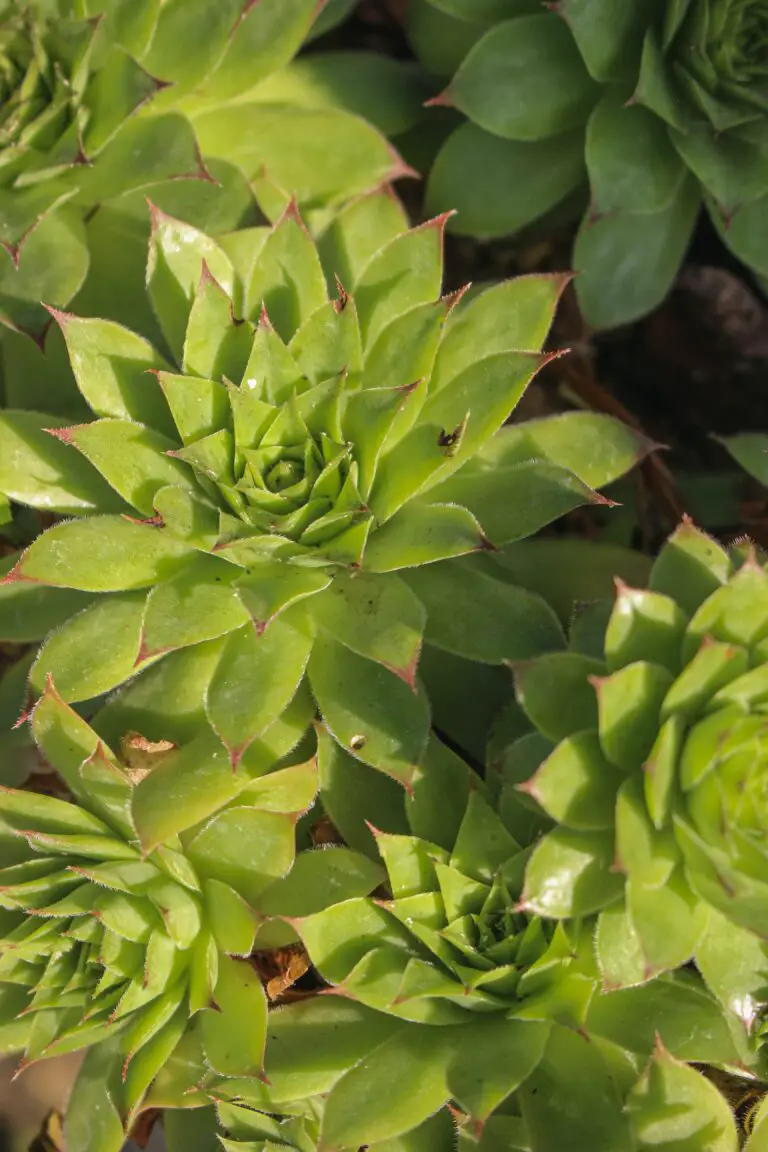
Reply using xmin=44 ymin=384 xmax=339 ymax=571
xmin=0 ymin=675 xmax=378 ymax=1152
xmin=417 ymin=0 xmax=768 ymax=327
xmin=504 ymin=520 xmax=768 ymax=1000
xmin=0 ymin=196 xmax=646 ymax=824
xmin=174 ymin=740 xmax=747 ymax=1152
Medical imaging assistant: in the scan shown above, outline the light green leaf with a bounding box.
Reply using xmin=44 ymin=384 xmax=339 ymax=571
xmin=403 ymin=560 xmax=564 ymax=663
xmin=354 ymin=217 xmax=446 ymax=350
xmin=201 ymin=955 xmax=268 ymax=1078
xmin=30 ymin=591 xmax=148 ymax=702
xmin=309 ymin=634 xmax=430 ymax=787
xmin=206 ymin=615 xmax=313 ymax=765
xmin=197 ymin=0 xmax=317 ymax=101
xmin=363 ymin=502 xmax=487 ymax=573
xmin=141 ymin=564 xmax=250 ymax=656
xmin=147 ymin=205 xmax=235 ymax=364
xmin=718 ymin=432 xmax=768 ymax=486
xmin=525 ymin=731 xmax=620 ymax=831
xmin=182 ymin=265 xmax=253 ymax=382
xmin=7 ymin=517 xmax=194 ymax=591
xmin=0 ymin=412 xmax=124 ymax=515
xmin=317 ymin=186 xmax=408 ymax=291
xmin=257 ymin=848 xmax=386 ymax=917
xmin=627 ymin=1043 xmax=738 ymax=1151
xmin=192 ymin=104 xmax=404 ymax=208
xmin=57 ymin=419 xmax=192 ymax=515
xmin=49 ymin=310 xmax=174 ymax=435
xmin=245 ymin=205 xmax=328 ymax=339
xmin=318 ymin=727 xmax=409 ymax=858
xmin=522 ymin=827 xmax=623 ymax=917
xmin=310 ymin=572 xmax=425 ymax=687
xmin=186 ymin=807 xmax=295 ymax=906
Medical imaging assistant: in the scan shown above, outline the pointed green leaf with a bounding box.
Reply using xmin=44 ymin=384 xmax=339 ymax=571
xmin=206 ymin=615 xmax=313 ymax=765
xmin=515 ymin=652 xmax=603 ymax=742
xmin=355 ymin=217 xmax=447 ymax=350
xmin=55 ymin=419 xmax=192 ymax=515
xmin=50 ymin=311 xmax=174 ymax=434
xmin=257 ymin=847 xmax=386 ymax=917
xmin=522 ymin=827 xmax=623 ymax=917
xmin=245 ymin=205 xmax=328 ymax=339
xmin=201 ymin=955 xmax=268 ymax=1078
xmin=309 ymin=634 xmax=430 ymax=786
xmin=526 ymin=732 xmax=621 ymax=831
xmin=31 ymin=591 xmax=148 ymax=702
xmin=186 ymin=807 xmax=295 ymax=906
xmin=627 ymin=1043 xmax=738 ymax=1151
xmin=8 ymin=517 xmax=194 ymax=592
xmin=363 ymin=502 xmax=487 ymax=573
xmin=147 ymin=206 xmax=235 ymax=364
xmin=0 ymin=412 xmax=125 ymax=515
xmin=403 ymin=561 xmax=564 ymax=663
xmin=182 ymin=265 xmax=253 ymax=383
xmin=310 ymin=572 xmax=425 ymax=686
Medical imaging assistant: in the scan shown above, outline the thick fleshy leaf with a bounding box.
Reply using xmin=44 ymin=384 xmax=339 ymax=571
xmin=519 ymin=1027 xmax=633 ymax=1152
xmin=404 ymin=561 xmax=564 ymax=664
xmin=252 ymin=53 xmax=428 ymax=137
xmin=480 ymin=412 xmax=654 ymax=491
xmin=522 ymin=827 xmax=623 ymax=917
xmin=245 ymin=204 xmax=328 ymax=339
xmin=257 ymin=847 xmax=386 ymax=917
xmin=192 ymin=104 xmax=405 ymax=208
xmin=182 ymin=266 xmax=253 ymax=382
xmin=310 ymin=572 xmax=425 ymax=687
xmin=595 ymin=661 xmax=674 ymax=771
xmin=205 ymin=614 xmax=313 ymax=765
xmin=650 ymin=521 xmax=731 ymax=618
xmin=195 ymin=0 xmax=317 ymax=100
xmin=372 ymin=350 xmax=551 ymax=521
xmin=515 ymin=652 xmax=603 ymax=742
xmin=574 ymin=176 xmax=701 ymax=329
xmin=718 ymin=432 xmax=768 ymax=486
xmin=525 ymin=732 xmax=620 ymax=831
xmin=354 ymin=217 xmax=447 ymax=350
xmin=54 ymin=419 xmax=192 ymax=515
xmin=186 ymin=807 xmax=295 ymax=906
xmin=446 ymin=15 xmax=598 ymax=140
xmin=627 ymin=1044 xmax=738 ymax=1151
xmin=0 ymin=413 xmax=125 ymax=515
xmin=559 ymin=0 xmax=660 ymax=80
xmin=309 ymin=634 xmax=430 ymax=786
xmin=318 ymin=186 xmax=409 ymax=291
xmin=318 ymin=727 xmax=409 ymax=858
xmin=587 ymin=973 xmax=742 ymax=1064
xmin=605 ymin=585 xmax=687 ymax=676
xmin=363 ymin=502 xmax=487 ymax=573
xmin=586 ymin=93 xmax=686 ymax=215
xmin=65 ymin=1040 xmax=125 ymax=1152
xmin=430 ymin=275 xmax=568 ymax=392
xmin=30 ymin=591 xmax=148 ymax=702
xmin=147 ymin=206 xmax=235 ymax=364
xmin=5 ymin=518 xmax=193 ymax=591
xmin=427 ymin=123 xmax=586 ymax=240
xmin=201 ymin=955 xmax=268 ymax=1078
xmin=429 ymin=459 xmax=609 ymax=546
xmin=49 ymin=311 xmax=174 ymax=435
xmin=141 ymin=564 xmax=250 ymax=657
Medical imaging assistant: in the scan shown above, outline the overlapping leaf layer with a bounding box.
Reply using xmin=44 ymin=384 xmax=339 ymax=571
xmin=417 ymin=0 xmax=768 ymax=327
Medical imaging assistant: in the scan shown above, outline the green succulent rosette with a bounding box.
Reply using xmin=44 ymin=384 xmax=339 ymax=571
xmin=500 ymin=521 xmax=768 ymax=1012
xmin=416 ymin=0 xmax=768 ymax=328
xmin=0 ymin=677 xmax=391 ymax=1152
xmin=0 ymin=198 xmax=647 ymax=829
xmin=151 ymin=739 xmax=747 ymax=1152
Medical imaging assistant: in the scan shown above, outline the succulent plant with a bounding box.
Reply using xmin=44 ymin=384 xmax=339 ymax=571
xmin=0 ymin=675 xmax=395 ymax=1152
xmin=169 ymin=738 xmax=748 ymax=1152
xmin=415 ymin=0 xmax=768 ymax=329
xmin=0 ymin=0 xmax=414 ymax=348
xmin=0 ymin=197 xmax=647 ymax=818
xmin=497 ymin=520 xmax=768 ymax=1023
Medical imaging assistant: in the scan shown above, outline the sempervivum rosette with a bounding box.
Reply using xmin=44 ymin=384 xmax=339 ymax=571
xmin=502 ymin=519 xmax=768 ymax=1005
xmin=0 ymin=677 xmax=387 ymax=1151
xmin=0 ymin=194 xmax=646 ymax=830
xmin=416 ymin=0 xmax=768 ymax=328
